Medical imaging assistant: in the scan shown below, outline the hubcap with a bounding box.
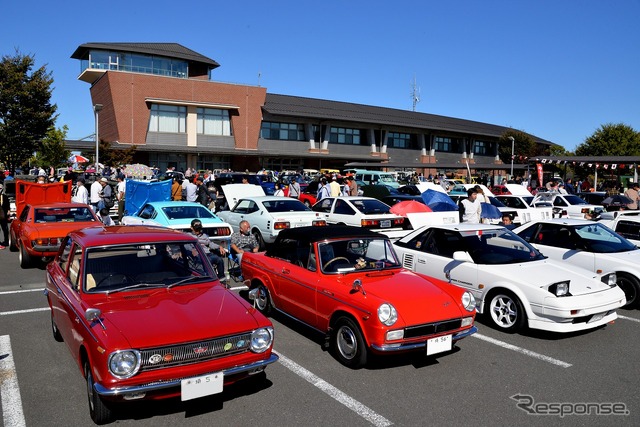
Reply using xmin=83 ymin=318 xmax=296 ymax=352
xmin=256 ymin=287 xmax=268 ymax=310
xmin=336 ymin=325 xmax=357 ymax=359
xmin=490 ymin=295 xmax=518 ymax=328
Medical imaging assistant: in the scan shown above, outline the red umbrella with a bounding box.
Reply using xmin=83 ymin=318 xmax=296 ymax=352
xmin=68 ymin=154 xmax=89 ymax=163
xmin=389 ymin=200 xmax=432 ymax=217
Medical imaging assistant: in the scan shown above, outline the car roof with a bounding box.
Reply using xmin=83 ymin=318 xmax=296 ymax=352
xmin=69 ymin=225 xmax=196 ymax=247
xmin=275 ymin=225 xmax=382 ymax=244
xmin=520 ymin=218 xmax=596 ymax=227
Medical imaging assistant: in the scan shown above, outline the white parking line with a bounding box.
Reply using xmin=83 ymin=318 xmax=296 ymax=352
xmin=0 ymin=335 xmax=26 ymax=427
xmin=0 ymin=288 xmax=44 ymax=295
xmin=472 ymin=333 xmax=572 ymax=368
xmin=0 ymin=307 xmax=50 ymax=316
xmin=276 ymin=351 xmax=393 ymax=427
xmin=617 ymin=314 xmax=640 ymax=323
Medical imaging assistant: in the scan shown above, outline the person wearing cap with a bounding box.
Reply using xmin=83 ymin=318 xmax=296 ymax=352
xmin=98 ymin=177 xmax=113 ymax=211
xmin=624 ymin=182 xmax=640 ymax=210
xmin=188 ymin=219 xmax=227 ymax=282
xmin=329 ymin=176 xmax=341 ymax=197
xmin=72 ymin=178 xmax=89 ymax=204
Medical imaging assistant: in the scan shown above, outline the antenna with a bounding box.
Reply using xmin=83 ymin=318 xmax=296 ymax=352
xmin=411 ymin=75 xmax=420 ymax=111
xmin=258 ymin=71 xmax=261 ymax=87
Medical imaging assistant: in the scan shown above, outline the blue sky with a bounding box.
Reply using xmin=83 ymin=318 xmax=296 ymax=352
xmin=2 ymin=0 xmax=639 ymax=151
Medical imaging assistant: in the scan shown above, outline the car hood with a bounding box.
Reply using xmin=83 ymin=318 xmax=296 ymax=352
xmin=336 ymin=269 xmax=467 ymax=325
xmin=222 ymin=184 xmax=265 ymax=208
xmin=125 ymin=179 xmax=173 ymax=216
xmin=24 ymin=220 xmax=100 ymax=237
xmin=94 ymin=284 xmax=264 ymax=348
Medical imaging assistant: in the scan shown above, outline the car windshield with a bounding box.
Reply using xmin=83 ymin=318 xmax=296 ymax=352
xmin=378 ymin=175 xmax=396 ymax=184
xmin=351 ymin=199 xmax=391 ymax=215
xmin=262 ymin=199 xmax=310 ymax=213
xmin=573 ymin=223 xmax=637 ymax=253
xmin=461 ymin=229 xmax=545 ymax=265
xmin=83 ymin=242 xmax=215 ymax=293
xmin=35 ymin=207 xmax=96 ymax=223
xmin=161 ymin=205 xmax=216 ymax=220
xmin=565 ymin=195 xmax=590 ymax=205
xmin=318 ymin=237 xmax=401 ymax=273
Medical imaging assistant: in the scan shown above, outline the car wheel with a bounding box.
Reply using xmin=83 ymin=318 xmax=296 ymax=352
xmin=8 ymin=232 xmax=18 ymax=252
xmin=51 ymin=312 xmax=63 ymax=342
xmin=19 ymin=242 xmax=32 ymax=268
xmin=253 ymin=229 xmax=265 ymax=251
xmin=85 ymin=361 xmax=114 ymax=425
xmin=331 ymin=316 xmax=368 ymax=368
xmin=253 ymin=284 xmax=272 ymax=315
xmin=616 ymin=272 xmax=640 ymax=308
xmin=487 ymin=291 xmax=527 ymax=333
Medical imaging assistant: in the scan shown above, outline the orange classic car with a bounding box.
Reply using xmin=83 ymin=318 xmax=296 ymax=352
xmin=9 ymin=180 xmax=100 ymax=267
xmin=45 ymin=226 xmax=277 ymax=424
xmin=241 ymin=225 xmax=477 ymax=368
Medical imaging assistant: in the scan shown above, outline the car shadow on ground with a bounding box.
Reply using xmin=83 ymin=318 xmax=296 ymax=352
xmin=112 ymin=372 xmax=273 ymax=422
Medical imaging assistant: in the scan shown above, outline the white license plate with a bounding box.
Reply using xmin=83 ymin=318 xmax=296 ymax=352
xmin=380 ymin=220 xmax=391 ymax=228
xmin=181 ymin=372 xmax=223 ymax=401
xmin=426 ymin=334 xmax=452 ymax=356
xmin=588 ymin=313 xmax=605 ymax=324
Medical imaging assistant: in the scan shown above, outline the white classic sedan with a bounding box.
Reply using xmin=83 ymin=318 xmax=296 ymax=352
xmin=514 ymin=218 xmax=640 ymax=308
xmin=393 ymin=224 xmax=625 ymax=333
xmin=311 ymin=196 xmax=405 ymax=239
xmin=531 ymin=192 xmax=603 ymax=219
xmin=217 ymin=184 xmax=326 ymax=250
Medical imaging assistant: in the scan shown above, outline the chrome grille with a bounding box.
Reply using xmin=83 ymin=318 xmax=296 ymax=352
xmin=404 ymin=318 xmax=462 ymax=339
xmin=139 ymin=333 xmax=252 ymax=371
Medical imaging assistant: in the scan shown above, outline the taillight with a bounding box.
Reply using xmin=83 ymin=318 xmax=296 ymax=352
xmin=361 ymin=219 xmax=378 ymax=227
xmin=274 ymin=221 xmax=290 ymax=230
xmin=312 ymin=220 xmax=327 ymax=226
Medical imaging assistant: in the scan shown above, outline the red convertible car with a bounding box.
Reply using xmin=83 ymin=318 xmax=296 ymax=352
xmin=9 ymin=180 xmax=99 ymax=267
xmin=45 ymin=226 xmax=277 ymax=424
xmin=241 ymin=226 xmax=477 ymax=368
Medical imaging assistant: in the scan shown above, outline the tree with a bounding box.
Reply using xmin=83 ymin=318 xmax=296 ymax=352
xmin=33 ymin=125 xmax=70 ymax=169
xmin=0 ymin=51 xmax=57 ymax=173
xmin=497 ymin=130 xmax=538 ymax=165
xmin=575 ymin=123 xmax=640 ymax=156
xmin=93 ymin=140 xmax=137 ymax=167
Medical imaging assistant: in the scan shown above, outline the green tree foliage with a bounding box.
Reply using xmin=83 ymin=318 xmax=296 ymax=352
xmin=0 ymin=51 xmax=57 ymax=173
xmin=575 ymin=123 xmax=640 ymax=156
xmin=497 ymin=130 xmax=539 ymax=164
xmin=34 ymin=125 xmax=70 ymax=169
xmin=95 ymin=140 xmax=137 ymax=167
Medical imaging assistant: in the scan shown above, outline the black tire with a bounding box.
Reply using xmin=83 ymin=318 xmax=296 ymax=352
xmin=19 ymin=243 xmax=32 ymax=268
xmin=8 ymin=231 xmax=18 ymax=252
xmin=51 ymin=312 xmax=63 ymax=342
xmin=85 ymin=361 xmax=114 ymax=425
xmin=253 ymin=284 xmax=272 ymax=316
xmin=253 ymin=229 xmax=265 ymax=251
xmin=486 ymin=290 xmax=527 ymax=333
xmin=331 ymin=316 xmax=368 ymax=368
xmin=616 ymin=272 xmax=640 ymax=308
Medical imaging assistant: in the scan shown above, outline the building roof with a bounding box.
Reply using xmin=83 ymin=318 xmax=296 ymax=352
xmin=263 ymin=93 xmax=554 ymax=145
xmin=71 ymin=42 xmax=220 ymax=69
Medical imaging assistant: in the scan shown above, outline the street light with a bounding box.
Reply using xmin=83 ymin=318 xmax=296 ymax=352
xmin=94 ymin=103 xmax=103 ymax=173
xmin=508 ymin=136 xmax=515 ymax=179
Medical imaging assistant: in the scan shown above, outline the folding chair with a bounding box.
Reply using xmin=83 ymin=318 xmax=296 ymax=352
xmin=226 ymin=251 xmax=243 ymax=282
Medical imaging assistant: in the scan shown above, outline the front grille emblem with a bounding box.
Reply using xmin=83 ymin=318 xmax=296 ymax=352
xmin=193 ymin=346 xmax=208 ymax=354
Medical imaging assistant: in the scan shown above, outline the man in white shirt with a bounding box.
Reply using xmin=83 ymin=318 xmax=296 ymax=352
xmin=185 ymin=177 xmax=198 ymax=202
xmin=329 ymin=176 xmax=341 ymax=197
xmin=461 ymin=188 xmax=481 ymax=224
xmin=116 ymin=174 xmax=126 ymax=221
xmin=72 ymin=178 xmax=89 ymax=205
xmin=90 ymin=178 xmax=102 ymax=212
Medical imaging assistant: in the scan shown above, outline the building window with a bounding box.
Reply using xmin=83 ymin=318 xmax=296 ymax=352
xmin=86 ymin=50 xmax=188 ymax=78
xmin=197 ymin=155 xmax=231 ymax=171
xmin=387 ymin=132 xmax=414 ymax=149
xmin=197 ymin=108 xmax=232 ymax=136
xmin=149 ymin=104 xmax=186 ymax=133
xmin=260 ymin=122 xmax=305 ymax=141
xmin=434 ymin=136 xmax=452 ymax=152
xmin=474 ymin=140 xmax=487 ymax=155
xmin=330 ymin=127 xmax=361 ymax=145
xmin=263 ymin=157 xmax=303 ymax=171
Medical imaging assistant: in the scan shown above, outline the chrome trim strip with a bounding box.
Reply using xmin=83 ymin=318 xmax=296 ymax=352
xmin=370 ymin=326 xmax=478 ymax=352
xmin=93 ymin=354 xmax=279 ymax=397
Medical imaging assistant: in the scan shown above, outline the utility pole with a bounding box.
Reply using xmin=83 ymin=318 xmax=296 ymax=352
xmin=411 ymin=75 xmax=420 ymax=111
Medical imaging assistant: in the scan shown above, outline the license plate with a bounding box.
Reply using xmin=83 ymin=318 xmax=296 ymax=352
xmin=181 ymin=372 xmax=223 ymax=401
xmin=380 ymin=220 xmax=391 ymax=228
xmin=588 ymin=313 xmax=605 ymax=324
xmin=426 ymin=335 xmax=452 ymax=356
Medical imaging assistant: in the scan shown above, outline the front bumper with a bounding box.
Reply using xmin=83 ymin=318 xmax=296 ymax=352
xmin=370 ymin=326 xmax=477 ymax=352
xmin=93 ymin=353 xmax=279 ymax=398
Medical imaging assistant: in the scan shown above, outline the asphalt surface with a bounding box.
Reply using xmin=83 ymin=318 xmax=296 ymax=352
xmin=1 ymin=246 xmax=639 ymax=427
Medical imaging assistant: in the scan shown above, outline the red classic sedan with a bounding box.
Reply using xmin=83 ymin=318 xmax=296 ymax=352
xmin=45 ymin=226 xmax=277 ymax=424
xmin=9 ymin=180 xmax=100 ymax=267
xmin=241 ymin=226 xmax=477 ymax=368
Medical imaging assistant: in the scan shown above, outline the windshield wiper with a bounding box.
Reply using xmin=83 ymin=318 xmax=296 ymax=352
xmin=107 ymin=282 xmax=164 ymax=295
xmin=167 ymin=275 xmax=214 ymax=288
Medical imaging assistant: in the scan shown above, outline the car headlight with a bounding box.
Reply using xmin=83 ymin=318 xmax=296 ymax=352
xmin=549 ymin=280 xmax=571 ymax=296
xmin=601 ymin=273 xmax=617 ymax=287
xmin=108 ymin=350 xmax=141 ymax=379
xmin=250 ymin=327 xmax=274 ymax=353
xmin=378 ymin=303 xmax=397 ymax=326
xmin=461 ymin=292 xmax=476 ymax=312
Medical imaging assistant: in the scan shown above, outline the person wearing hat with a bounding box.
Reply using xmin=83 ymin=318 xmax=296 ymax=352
xmin=188 ymin=219 xmax=227 ymax=282
xmin=98 ymin=177 xmax=113 ymax=211
xmin=72 ymin=177 xmax=89 ymax=205
xmin=624 ymin=183 xmax=640 ymax=210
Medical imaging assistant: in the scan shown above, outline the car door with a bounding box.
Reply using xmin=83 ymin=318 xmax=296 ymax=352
xmin=330 ymin=198 xmax=358 ymax=226
xmin=528 ymin=223 xmax=596 ymax=271
xmin=224 ymin=199 xmax=252 ymax=230
xmin=312 ymin=198 xmax=335 ymax=223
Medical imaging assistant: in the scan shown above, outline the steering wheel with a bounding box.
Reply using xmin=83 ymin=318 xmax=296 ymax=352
xmin=323 ymin=257 xmax=351 ymax=271
xmin=97 ymin=273 xmax=135 ymax=288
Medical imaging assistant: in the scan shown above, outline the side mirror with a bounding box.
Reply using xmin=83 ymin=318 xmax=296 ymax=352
xmin=452 ymin=251 xmax=473 ymax=263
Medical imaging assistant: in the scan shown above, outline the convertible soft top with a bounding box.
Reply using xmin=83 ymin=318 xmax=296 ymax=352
xmin=275 ymin=225 xmax=381 ymax=245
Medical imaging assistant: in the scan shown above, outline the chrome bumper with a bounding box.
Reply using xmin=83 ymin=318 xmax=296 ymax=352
xmin=93 ymin=353 xmax=279 ymax=397
xmin=371 ymin=326 xmax=478 ymax=352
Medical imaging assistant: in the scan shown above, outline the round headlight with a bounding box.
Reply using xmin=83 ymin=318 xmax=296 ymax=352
xmin=378 ymin=303 xmax=397 ymax=326
xmin=607 ymin=273 xmax=617 ymax=287
xmin=108 ymin=350 xmax=141 ymax=379
xmin=461 ymin=292 xmax=476 ymax=312
xmin=250 ymin=327 xmax=274 ymax=353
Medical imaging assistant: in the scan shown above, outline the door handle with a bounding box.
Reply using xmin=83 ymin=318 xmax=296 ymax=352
xmin=281 ymin=268 xmax=290 ymax=274
xmin=322 ymin=289 xmax=333 ymax=296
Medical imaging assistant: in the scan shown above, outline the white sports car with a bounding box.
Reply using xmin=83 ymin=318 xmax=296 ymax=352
xmin=514 ymin=218 xmax=640 ymax=308
xmin=393 ymin=223 xmax=625 ymax=333
xmin=217 ymin=184 xmax=326 ymax=249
